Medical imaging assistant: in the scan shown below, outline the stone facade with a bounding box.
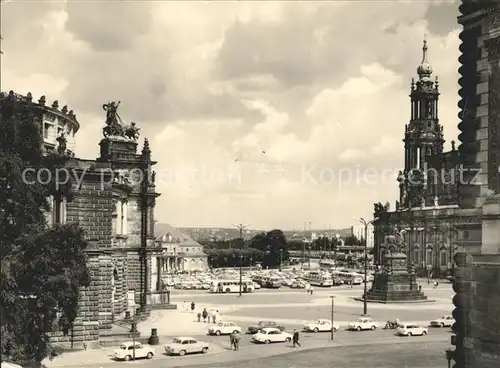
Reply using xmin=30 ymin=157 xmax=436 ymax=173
xmin=372 ymin=41 xmax=482 ymax=276
xmin=6 ymin=92 xmax=162 ymax=347
xmin=447 ymin=2 xmax=500 ymax=367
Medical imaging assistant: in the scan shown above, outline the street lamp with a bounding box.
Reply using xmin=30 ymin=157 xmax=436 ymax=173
xmin=279 ymin=249 xmax=283 ymax=272
xmin=330 ymin=296 xmax=335 ymax=341
xmin=239 ymin=251 xmax=243 ymax=297
xmin=308 ymin=246 xmax=311 ymax=267
xmin=301 ymin=238 xmax=307 ymax=266
xmin=232 ymin=224 xmax=250 ymax=297
xmin=351 ymin=217 xmax=379 ymax=316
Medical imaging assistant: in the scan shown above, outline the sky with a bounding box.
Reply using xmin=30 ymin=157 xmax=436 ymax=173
xmin=1 ymin=0 xmax=461 ymax=230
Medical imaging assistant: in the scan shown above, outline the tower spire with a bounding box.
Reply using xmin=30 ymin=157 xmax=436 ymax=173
xmin=417 ymin=36 xmax=433 ymax=81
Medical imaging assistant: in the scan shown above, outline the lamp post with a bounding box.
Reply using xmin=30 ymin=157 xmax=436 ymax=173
xmin=279 ymin=249 xmax=283 ymax=272
xmin=308 ymin=246 xmax=311 ymax=267
xmin=330 ymin=296 xmax=335 ymax=341
xmin=239 ymin=251 xmax=243 ymax=297
xmin=232 ymin=224 xmax=250 ymax=296
xmin=351 ymin=217 xmax=378 ymax=316
xmin=301 ymin=238 xmax=306 ymax=267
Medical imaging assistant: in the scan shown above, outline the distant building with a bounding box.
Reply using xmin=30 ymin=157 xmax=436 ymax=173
xmin=350 ymin=223 xmax=374 ymax=249
xmin=154 ymin=224 xmax=208 ymax=274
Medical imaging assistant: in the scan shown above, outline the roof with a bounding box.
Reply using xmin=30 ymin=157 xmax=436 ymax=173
xmin=155 ymin=223 xmax=201 ymax=247
xmin=174 ymin=336 xmax=196 ymax=340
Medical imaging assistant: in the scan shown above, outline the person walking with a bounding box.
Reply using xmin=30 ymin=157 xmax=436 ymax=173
xmin=229 ymin=331 xmax=236 ymax=350
xmin=212 ymin=309 xmax=217 ymax=323
xmin=191 ymin=301 xmax=195 ymax=312
xmin=202 ymin=308 xmax=208 ymax=323
xmin=292 ymin=329 xmax=301 ymax=347
xmin=309 ymin=286 xmax=314 ymax=295
xmin=233 ymin=331 xmax=241 ymax=350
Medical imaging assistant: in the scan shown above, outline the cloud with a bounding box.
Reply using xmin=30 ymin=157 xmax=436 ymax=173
xmin=1 ymin=1 xmax=461 ymax=229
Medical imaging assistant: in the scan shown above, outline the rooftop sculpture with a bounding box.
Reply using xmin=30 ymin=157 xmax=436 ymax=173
xmin=102 ymin=101 xmax=140 ymax=140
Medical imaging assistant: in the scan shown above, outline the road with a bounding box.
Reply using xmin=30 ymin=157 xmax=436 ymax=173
xmin=46 ymin=328 xmax=452 ymax=368
xmin=199 ymin=341 xmax=451 ymax=368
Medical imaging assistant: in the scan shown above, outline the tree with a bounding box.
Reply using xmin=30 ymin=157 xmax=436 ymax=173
xmin=344 ymin=235 xmax=360 ymax=246
xmin=249 ymin=229 xmax=289 ymax=268
xmin=0 ymin=92 xmax=90 ymax=364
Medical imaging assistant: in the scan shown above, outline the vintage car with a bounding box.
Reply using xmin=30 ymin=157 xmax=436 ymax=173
xmin=397 ymin=324 xmax=428 ymax=336
xmin=164 ymin=337 xmax=209 ymax=356
xmin=113 ymin=342 xmax=154 ymax=361
xmin=251 ymin=328 xmax=292 ymax=344
xmin=430 ymin=315 xmax=455 ymax=328
xmin=247 ymin=321 xmax=285 ymax=334
xmin=303 ymin=319 xmax=339 ymax=332
xmin=347 ymin=317 xmax=378 ymax=331
xmin=208 ymin=321 xmax=242 ymax=336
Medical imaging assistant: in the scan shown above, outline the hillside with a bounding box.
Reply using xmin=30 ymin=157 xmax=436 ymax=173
xmin=155 ymin=224 xmax=351 ymax=242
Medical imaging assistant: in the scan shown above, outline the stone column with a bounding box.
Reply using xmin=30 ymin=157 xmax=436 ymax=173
xmin=482 ymin=195 xmax=500 ymax=254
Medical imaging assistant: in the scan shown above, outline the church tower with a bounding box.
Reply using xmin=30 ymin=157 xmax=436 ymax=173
xmin=400 ymin=38 xmax=445 ymax=208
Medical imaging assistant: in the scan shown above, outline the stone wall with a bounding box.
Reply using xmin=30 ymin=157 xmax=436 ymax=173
xmin=452 ymin=253 xmax=500 ymax=367
xmin=112 ymin=253 xmax=128 ymax=318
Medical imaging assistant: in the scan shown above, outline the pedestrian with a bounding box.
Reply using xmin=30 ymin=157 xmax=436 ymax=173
xmin=212 ymin=310 xmax=217 ymax=323
xmin=230 ymin=331 xmax=235 ymax=350
xmin=202 ymin=308 xmax=208 ymax=322
xmin=215 ymin=310 xmax=221 ymax=323
xmin=292 ymin=329 xmax=301 ymax=347
xmin=191 ymin=301 xmax=195 ymax=312
xmin=197 ymin=311 xmax=201 ymax=322
xmin=305 ymin=283 xmax=310 ymax=294
xmin=182 ymin=301 xmax=187 ymax=312
xmin=433 ymin=281 xmax=438 ymax=289
xmin=309 ymin=286 xmax=314 ymax=295
xmin=233 ymin=331 xmax=241 ymax=350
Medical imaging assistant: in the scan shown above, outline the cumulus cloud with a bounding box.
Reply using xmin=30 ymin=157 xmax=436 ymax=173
xmin=1 ymin=1 xmax=461 ymax=229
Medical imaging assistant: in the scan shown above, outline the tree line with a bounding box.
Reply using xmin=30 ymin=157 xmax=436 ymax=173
xmin=1 ymin=92 xmax=90 ymax=364
xmin=202 ymin=230 xmax=366 ymax=267
xmin=203 ymin=229 xmax=290 ymax=268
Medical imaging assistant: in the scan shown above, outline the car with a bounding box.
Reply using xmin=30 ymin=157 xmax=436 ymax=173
xmin=208 ymin=321 xmax=242 ymax=336
xmin=430 ymin=315 xmax=455 ymax=328
xmin=164 ymin=337 xmax=209 ymax=356
xmin=251 ymin=327 xmax=293 ymax=344
xmin=113 ymin=342 xmax=154 ymax=361
xmin=303 ymin=319 xmax=339 ymax=333
xmin=397 ymin=324 xmax=428 ymax=336
xmin=253 ymin=282 xmax=261 ymax=289
xmin=347 ymin=317 xmax=378 ymax=331
xmin=247 ymin=321 xmax=285 ymax=334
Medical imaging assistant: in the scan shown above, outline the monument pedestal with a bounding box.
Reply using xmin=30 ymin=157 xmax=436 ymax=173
xmin=362 ymin=252 xmax=430 ymax=303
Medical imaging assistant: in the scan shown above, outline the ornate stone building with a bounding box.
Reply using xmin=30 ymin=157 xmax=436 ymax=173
xmin=373 ymin=40 xmax=482 ymax=277
xmin=5 ymin=91 xmax=164 ymax=347
xmin=152 ymin=223 xmax=208 ymax=282
xmin=448 ymin=2 xmax=500 ymax=368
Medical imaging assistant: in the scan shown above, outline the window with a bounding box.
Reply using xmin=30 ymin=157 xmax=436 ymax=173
xmin=52 ymin=196 xmax=66 ymax=225
xmin=426 ymin=250 xmax=432 ymax=265
xmin=440 ymin=251 xmax=447 ymax=267
xmin=44 ymin=123 xmax=50 ymax=139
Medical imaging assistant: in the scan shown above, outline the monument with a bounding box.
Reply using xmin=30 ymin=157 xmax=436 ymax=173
xmin=362 ymin=228 xmax=429 ymax=303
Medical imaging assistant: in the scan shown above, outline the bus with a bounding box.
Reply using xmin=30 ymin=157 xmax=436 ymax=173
xmin=304 ymin=271 xmax=333 ymax=287
xmin=333 ymin=271 xmax=363 ymax=285
xmin=210 ymin=279 xmax=255 ymax=293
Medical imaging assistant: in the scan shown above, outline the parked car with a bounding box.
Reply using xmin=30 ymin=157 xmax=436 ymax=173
xmin=253 ymin=282 xmax=261 ymax=290
xmin=397 ymin=324 xmax=428 ymax=336
xmin=430 ymin=315 xmax=455 ymax=328
xmin=251 ymin=328 xmax=292 ymax=344
xmin=347 ymin=317 xmax=378 ymax=331
xmin=247 ymin=321 xmax=285 ymax=334
xmin=113 ymin=342 xmax=154 ymax=361
xmin=208 ymin=321 xmax=242 ymax=336
xmin=164 ymin=337 xmax=209 ymax=356
xmin=303 ymin=319 xmax=339 ymax=332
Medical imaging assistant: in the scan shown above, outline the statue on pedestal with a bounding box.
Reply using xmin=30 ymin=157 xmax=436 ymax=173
xmin=103 ymin=101 xmax=124 ymax=138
